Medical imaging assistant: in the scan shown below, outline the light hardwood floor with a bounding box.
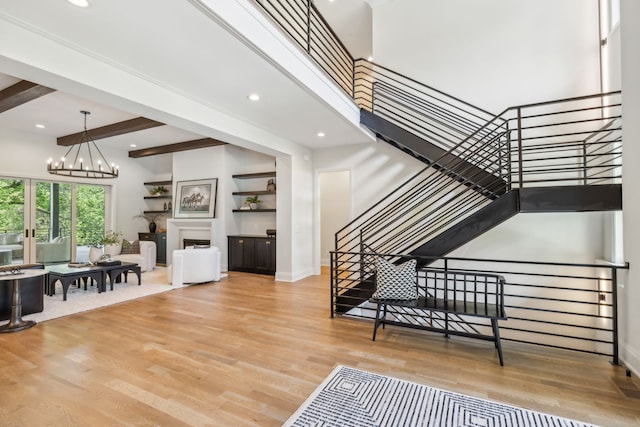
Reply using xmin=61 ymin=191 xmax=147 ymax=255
xmin=0 ymin=269 xmax=638 ymax=426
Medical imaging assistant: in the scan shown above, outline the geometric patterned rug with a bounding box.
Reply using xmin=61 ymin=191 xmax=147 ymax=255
xmin=283 ymin=366 xmax=598 ymax=427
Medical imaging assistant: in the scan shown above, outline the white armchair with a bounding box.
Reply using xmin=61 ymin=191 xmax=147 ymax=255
xmin=112 ymin=240 xmax=157 ymax=272
xmin=168 ymin=246 xmax=221 ymax=287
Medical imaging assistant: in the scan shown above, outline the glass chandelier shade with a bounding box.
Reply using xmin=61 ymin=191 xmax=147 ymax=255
xmin=47 ymin=110 xmax=119 ymax=179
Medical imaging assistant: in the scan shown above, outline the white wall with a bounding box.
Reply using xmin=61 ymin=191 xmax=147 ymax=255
xmin=450 ymin=212 xmax=605 ymax=263
xmin=314 ymin=141 xmax=426 ymax=217
xmin=285 ymin=154 xmax=315 ymax=281
xmin=319 ymin=170 xmax=351 ymax=266
xmin=619 ymin=0 xmax=640 ymax=377
xmin=372 ymin=0 xmax=601 ymax=112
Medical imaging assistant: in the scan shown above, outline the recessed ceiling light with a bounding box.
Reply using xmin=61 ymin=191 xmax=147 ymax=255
xmin=367 ymin=56 xmax=374 ymax=62
xmin=248 ymin=93 xmax=260 ymax=101
xmin=67 ymin=0 xmax=89 ymax=7
xmin=317 ymin=132 xmax=325 ymax=137
xmin=130 ymin=144 xmax=137 ymax=148
xmin=35 ymin=124 xmax=45 ymax=129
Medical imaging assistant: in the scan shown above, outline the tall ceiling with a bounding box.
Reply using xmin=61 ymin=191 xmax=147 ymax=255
xmin=0 ymin=0 xmax=375 ymax=157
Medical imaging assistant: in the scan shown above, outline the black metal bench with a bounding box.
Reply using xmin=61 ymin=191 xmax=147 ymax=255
xmin=371 ymin=268 xmax=507 ymax=365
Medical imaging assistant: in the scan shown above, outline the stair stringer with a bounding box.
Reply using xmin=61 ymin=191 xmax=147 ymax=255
xmin=361 ymin=109 xmax=507 ymax=197
xmin=409 ymin=184 xmax=623 ymax=262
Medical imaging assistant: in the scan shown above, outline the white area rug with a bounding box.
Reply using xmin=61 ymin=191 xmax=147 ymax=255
xmin=24 ymin=268 xmax=174 ymax=323
xmin=284 ymin=366 xmax=598 ymax=427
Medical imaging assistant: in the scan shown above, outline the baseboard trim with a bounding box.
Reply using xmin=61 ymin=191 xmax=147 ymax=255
xmin=275 ymin=268 xmax=315 ymax=282
xmin=621 ymin=343 xmax=640 ymax=377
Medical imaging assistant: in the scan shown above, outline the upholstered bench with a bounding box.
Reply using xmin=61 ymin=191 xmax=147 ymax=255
xmin=370 ymin=259 xmax=507 ymax=365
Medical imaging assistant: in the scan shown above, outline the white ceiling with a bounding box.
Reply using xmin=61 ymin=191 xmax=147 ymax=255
xmin=0 ymin=0 xmax=374 ymax=155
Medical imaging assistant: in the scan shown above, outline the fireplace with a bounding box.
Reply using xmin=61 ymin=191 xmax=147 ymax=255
xmin=183 ymin=238 xmax=211 ymax=248
xmin=166 ymin=218 xmax=219 ymax=265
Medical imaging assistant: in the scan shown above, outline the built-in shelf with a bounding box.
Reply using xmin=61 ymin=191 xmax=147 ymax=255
xmin=232 ymin=172 xmax=276 ymax=179
xmin=144 ymin=180 xmax=172 ymax=186
xmin=143 ymin=180 xmax=173 ymax=218
xmin=144 ymin=210 xmax=172 ymax=214
xmin=232 ymin=171 xmax=276 ymax=213
xmin=232 ymin=190 xmax=276 ymax=196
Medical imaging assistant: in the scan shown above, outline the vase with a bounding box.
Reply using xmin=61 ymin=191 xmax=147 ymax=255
xmin=104 ymin=243 xmax=121 ymax=256
xmin=149 ymin=221 xmax=157 ymax=233
xmin=89 ymin=246 xmax=103 ymax=263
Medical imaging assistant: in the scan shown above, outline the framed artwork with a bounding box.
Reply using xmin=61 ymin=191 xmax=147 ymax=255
xmin=174 ymin=178 xmax=217 ymax=218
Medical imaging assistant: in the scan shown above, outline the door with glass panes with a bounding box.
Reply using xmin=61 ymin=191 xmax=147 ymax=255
xmin=0 ymin=177 xmax=106 ymax=265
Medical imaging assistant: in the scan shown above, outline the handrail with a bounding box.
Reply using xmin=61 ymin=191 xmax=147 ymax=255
xmin=336 ymin=92 xmax=622 ymax=257
xmin=331 ymin=249 xmax=627 ymax=363
xmin=251 ymin=0 xmax=496 ymax=154
xmin=253 ymin=0 xmax=354 ymax=97
xmin=354 ymin=60 xmax=495 ymax=117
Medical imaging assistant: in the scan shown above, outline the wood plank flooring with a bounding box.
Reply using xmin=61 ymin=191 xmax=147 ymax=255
xmin=0 ymin=268 xmax=638 ymax=426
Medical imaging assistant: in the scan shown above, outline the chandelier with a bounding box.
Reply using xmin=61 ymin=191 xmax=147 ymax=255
xmin=47 ymin=110 xmax=119 ymax=178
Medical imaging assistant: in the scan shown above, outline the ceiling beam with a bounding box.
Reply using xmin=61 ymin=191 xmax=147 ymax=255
xmin=0 ymin=80 xmax=56 ymax=113
xmin=57 ymin=117 xmax=164 ymax=146
xmin=128 ymin=138 xmax=227 ymax=158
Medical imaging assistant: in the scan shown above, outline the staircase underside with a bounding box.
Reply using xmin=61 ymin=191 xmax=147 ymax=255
xmin=361 ymin=109 xmax=506 ymax=197
xmin=410 ymin=183 xmax=622 ymax=260
xmin=335 ymin=184 xmax=622 ymax=314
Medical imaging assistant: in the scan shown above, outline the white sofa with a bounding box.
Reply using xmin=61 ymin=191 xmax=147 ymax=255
xmin=168 ymin=246 xmax=221 ymax=287
xmin=36 ymin=236 xmax=71 ymax=263
xmin=0 ymin=232 xmax=24 ymax=260
xmin=112 ymin=240 xmax=157 ymax=272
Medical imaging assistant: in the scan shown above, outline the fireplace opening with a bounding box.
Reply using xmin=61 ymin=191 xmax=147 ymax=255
xmin=183 ymin=238 xmax=211 ymax=248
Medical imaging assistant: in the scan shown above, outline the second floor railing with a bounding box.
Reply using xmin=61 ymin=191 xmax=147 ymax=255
xmin=253 ymin=0 xmax=354 ymax=97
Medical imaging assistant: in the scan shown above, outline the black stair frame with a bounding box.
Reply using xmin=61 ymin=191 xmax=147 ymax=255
xmin=361 ymin=109 xmax=507 ymax=197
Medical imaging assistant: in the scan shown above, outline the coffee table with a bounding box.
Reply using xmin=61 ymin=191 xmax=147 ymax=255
xmin=46 ymin=262 xmax=141 ymax=301
xmin=103 ymin=262 xmax=141 ymax=291
xmin=47 ymin=264 xmax=104 ymax=301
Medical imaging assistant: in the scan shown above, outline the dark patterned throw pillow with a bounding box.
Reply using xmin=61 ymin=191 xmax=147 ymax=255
xmin=121 ymin=239 xmax=140 ymax=254
xmin=372 ymin=257 xmax=417 ymax=300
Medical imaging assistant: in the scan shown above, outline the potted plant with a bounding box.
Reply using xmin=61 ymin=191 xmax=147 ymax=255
xmin=135 ymin=213 xmax=161 ymax=233
xmin=245 ymin=195 xmax=261 ymax=210
xmin=102 ymin=230 xmax=123 ymax=256
xmin=150 ymin=186 xmax=168 ymax=196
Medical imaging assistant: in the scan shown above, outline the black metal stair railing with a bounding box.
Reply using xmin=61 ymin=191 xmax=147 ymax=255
xmin=252 ymin=1 xmax=498 ymax=164
xmin=505 ymin=92 xmax=622 ymax=189
xmin=331 ymin=250 xmax=627 ymax=364
xmin=250 ymin=0 xmax=625 ymax=360
xmin=354 ymin=59 xmax=498 ymax=156
xmin=333 ymin=92 xmax=622 ymax=303
xmin=252 ymin=0 xmax=354 ymax=97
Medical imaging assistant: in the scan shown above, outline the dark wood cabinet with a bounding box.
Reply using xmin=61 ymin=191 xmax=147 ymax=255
xmin=139 ymin=232 xmax=167 ymax=265
xmin=228 ymin=235 xmax=275 ymax=275
xmin=254 ymin=238 xmax=276 ymax=275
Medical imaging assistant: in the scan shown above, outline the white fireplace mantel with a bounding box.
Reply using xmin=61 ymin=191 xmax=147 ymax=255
xmin=166 ymin=218 xmax=222 ymax=265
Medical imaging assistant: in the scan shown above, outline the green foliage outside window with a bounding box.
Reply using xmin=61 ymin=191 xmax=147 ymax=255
xmin=0 ymin=179 xmax=24 ymax=235
xmin=0 ymin=178 xmax=106 ymax=247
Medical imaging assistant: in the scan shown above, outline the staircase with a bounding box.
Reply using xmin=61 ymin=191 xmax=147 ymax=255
xmin=333 ymin=62 xmax=622 ymax=311
xmin=250 ymin=0 xmax=625 ymax=359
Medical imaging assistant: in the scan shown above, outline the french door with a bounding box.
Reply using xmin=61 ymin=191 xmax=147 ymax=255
xmin=0 ymin=177 xmax=107 ymax=265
